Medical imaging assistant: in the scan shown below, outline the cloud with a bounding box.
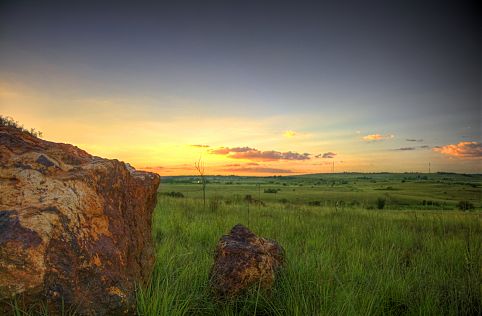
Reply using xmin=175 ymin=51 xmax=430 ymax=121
xmin=190 ymin=144 xmax=210 ymax=148
xmin=393 ymin=145 xmax=431 ymax=151
xmin=210 ymin=147 xmax=231 ymax=154
xmin=362 ymin=134 xmax=394 ymax=141
xmin=231 ymin=150 xmax=310 ymax=161
xmin=210 ymin=146 xmax=253 ymax=154
xmin=140 ymin=164 xmax=194 ymax=172
xmin=224 ymin=162 xmax=260 ymax=167
xmin=406 ymin=138 xmax=423 ymax=142
xmin=210 ymin=146 xmax=311 ymax=161
xmin=222 ymin=167 xmax=294 ymax=174
xmin=322 ymin=152 xmax=336 ymax=158
xmin=312 ymin=161 xmax=334 ymax=166
xmin=433 ymin=141 xmax=482 ymax=158
xmin=283 ymin=130 xmax=296 ymax=138
xmin=142 ymin=166 xmax=164 ymax=170
xmin=395 ymin=147 xmax=416 ymax=151
xmin=229 ymin=147 xmax=254 ymax=152
xmin=224 ymin=162 xmax=261 ymax=169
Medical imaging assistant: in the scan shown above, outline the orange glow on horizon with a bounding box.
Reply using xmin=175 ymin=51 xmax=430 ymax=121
xmin=1 ymin=82 xmax=481 ymax=175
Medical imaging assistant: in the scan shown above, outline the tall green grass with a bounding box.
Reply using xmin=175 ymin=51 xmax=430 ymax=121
xmin=136 ymin=195 xmax=481 ymax=315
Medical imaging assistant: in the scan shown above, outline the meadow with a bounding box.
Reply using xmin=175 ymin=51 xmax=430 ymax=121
xmin=8 ymin=173 xmax=481 ymax=315
xmin=137 ymin=173 xmax=481 ymax=315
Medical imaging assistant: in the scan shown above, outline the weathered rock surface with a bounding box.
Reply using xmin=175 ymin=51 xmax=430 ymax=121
xmin=0 ymin=126 xmax=160 ymax=314
xmin=210 ymin=224 xmax=284 ymax=298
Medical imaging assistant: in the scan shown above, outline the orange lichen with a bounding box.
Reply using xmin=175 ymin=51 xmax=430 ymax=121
xmin=0 ymin=126 xmax=159 ymax=313
xmin=92 ymin=254 xmax=102 ymax=267
xmin=108 ymin=286 xmax=127 ymax=301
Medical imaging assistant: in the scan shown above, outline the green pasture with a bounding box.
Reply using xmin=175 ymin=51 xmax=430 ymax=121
xmin=137 ymin=194 xmax=481 ymax=315
xmin=10 ymin=173 xmax=481 ymax=315
xmin=158 ymin=173 xmax=482 ymax=211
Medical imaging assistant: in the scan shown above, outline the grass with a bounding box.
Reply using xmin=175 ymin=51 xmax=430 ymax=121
xmin=137 ymin=192 xmax=481 ymax=315
xmin=159 ymin=173 xmax=482 ymax=211
xmin=8 ymin=173 xmax=482 ymax=315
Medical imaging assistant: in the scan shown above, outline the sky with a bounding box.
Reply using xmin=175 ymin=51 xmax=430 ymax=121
xmin=0 ymin=0 xmax=480 ymax=175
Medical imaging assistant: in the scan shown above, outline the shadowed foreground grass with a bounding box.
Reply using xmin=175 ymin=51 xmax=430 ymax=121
xmin=136 ymin=195 xmax=481 ymax=315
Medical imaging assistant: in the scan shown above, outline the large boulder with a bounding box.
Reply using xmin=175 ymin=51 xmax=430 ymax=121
xmin=210 ymin=224 xmax=284 ymax=298
xmin=0 ymin=126 xmax=160 ymax=314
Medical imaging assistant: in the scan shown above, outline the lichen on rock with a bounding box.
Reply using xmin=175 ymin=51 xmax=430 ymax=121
xmin=0 ymin=126 xmax=160 ymax=315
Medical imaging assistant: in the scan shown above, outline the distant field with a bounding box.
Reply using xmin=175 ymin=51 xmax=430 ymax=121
xmin=137 ymin=173 xmax=481 ymax=315
xmin=138 ymin=193 xmax=481 ymax=315
xmin=158 ymin=173 xmax=482 ymax=211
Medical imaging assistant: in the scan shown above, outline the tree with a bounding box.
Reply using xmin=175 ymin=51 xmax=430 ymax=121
xmin=194 ymin=157 xmax=206 ymax=210
xmin=377 ymin=197 xmax=386 ymax=210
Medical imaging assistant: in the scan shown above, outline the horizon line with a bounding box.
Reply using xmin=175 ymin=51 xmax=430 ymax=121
xmin=155 ymin=171 xmax=482 ymax=177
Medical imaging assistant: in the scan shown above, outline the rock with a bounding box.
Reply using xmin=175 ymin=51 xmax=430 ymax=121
xmin=0 ymin=126 xmax=160 ymax=315
xmin=210 ymin=224 xmax=284 ymax=298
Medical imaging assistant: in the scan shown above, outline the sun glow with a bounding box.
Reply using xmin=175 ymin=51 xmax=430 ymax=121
xmin=1 ymin=79 xmax=480 ymax=175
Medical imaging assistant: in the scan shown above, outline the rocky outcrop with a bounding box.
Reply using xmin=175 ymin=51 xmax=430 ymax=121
xmin=0 ymin=126 xmax=160 ymax=314
xmin=210 ymin=224 xmax=284 ymax=298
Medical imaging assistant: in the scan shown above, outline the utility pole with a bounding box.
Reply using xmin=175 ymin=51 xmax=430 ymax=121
xmin=332 ymin=161 xmax=335 ymax=173
xmin=428 ymin=162 xmax=431 ymax=174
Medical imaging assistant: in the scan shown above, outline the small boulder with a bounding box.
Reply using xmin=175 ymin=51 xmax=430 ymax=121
xmin=0 ymin=126 xmax=160 ymax=314
xmin=210 ymin=224 xmax=284 ymax=298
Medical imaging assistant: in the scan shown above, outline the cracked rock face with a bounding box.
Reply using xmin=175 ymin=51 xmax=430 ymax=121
xmin=210 ymin=224 xmax=284 ymax=298
xmin=0 ymin=126 xmax=160 ymax=315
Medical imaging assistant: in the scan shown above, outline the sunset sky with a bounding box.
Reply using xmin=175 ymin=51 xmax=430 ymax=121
xmin=0 ymin=1 xmax=480 ymax=175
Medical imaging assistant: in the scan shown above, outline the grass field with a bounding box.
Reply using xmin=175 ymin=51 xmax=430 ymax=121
xmin=9 ymin=173 xmax=482 ymax=315
xmin=159 ymin=173 xmax=482 ymax=211
xmin=137 ymin=173 xmax=481 ymax=315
